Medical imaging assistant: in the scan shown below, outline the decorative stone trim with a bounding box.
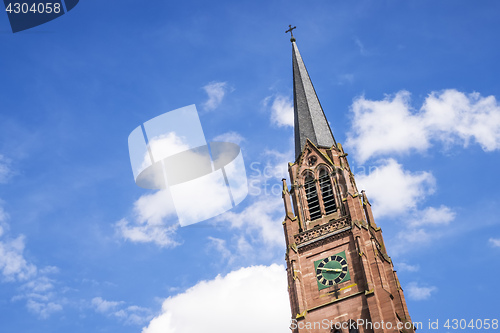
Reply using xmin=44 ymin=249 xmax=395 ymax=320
xmin=294 ymin=216 xmax=351 ymax=245
xmin=297 ymin=228 xmax=351 ymax=252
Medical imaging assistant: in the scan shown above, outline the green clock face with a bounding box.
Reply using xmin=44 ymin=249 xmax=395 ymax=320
xmin=314 ymin=251 xmax=350 ymax=290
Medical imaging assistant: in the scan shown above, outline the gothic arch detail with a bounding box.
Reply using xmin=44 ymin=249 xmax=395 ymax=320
xmin=303 ymin=171 xmax=321 ymax=221
xmin=318 ymin=167 xmax=337 ymax=215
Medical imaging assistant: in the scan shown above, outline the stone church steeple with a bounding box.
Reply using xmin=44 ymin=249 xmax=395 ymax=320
xmin=292 ymin=38 xmax=336 ymax=159
xmin=282 ymin=30 xmax=415 ymax=333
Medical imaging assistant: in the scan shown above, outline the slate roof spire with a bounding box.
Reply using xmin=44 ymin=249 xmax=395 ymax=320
xmin=289 ymin=32 xmax=336 ymax=159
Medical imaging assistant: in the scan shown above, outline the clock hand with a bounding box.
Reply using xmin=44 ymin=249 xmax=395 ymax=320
xmin=318 ymin=267 xmax=342 ymax=273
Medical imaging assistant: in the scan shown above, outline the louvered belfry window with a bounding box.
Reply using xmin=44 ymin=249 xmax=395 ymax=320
xmin=304 ymin=174 xmax=322 ymax=221
xmin=319 ymin=169 xmax=337 ymax=215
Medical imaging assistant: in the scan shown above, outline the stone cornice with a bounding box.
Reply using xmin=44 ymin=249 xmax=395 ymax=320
xmin=294 ymin=216 xmax=351 ymax=248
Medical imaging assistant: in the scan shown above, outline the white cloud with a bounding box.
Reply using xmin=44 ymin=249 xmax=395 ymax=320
xmin=120 ymin=158 xmax=245 ymax=243
xmin=0 ymin=206 xmax=8 ymax=237
xmin=115 ymin=190 xmax=180 ymax=248
xmin=212 ymin=131 xmax=245 ymax=145
xmin=122 ymin=145 xmax=284 ymax=249
xmin=169 ymin=168 xmax=234 ymax=226
xmin=248 ymin=149 xmax=293 ymax=196
xmin=266 ymin=95 xmax=294 ymax=128
xmin=92 ymin=297 xmax=124 ymax=313
xmin=409 ymin=205 xmax=456 ymax=227
xmin=0 ymin=155 xmax=12 ymax=184
xmin=0 ymin=222 xmax=63 ymax=319
xmin=396 ymin=228 xmax=431 ymax=246
xmin=346 ymin=89 xmax=500 ymax=163
xmin=204 ymin=148 xmax=292 ymax=260
xmin=204 ymin=146 xmax=291 ymax=261
xmin=355 ymin=158 xmax=435 ymax=218
xmin=203 ymin=195 xmax=286 ymax=265
xmin=356 ymin=159 xmax=456 ymax=252
xmin=0 ymin=234 xmax=37 ymax=282
xmin=347 ymin=91 xmax=429 ymax=163
xmin=203 ymin=81 xmax=228 ymax=111
xmin=92 ymin=297 xmax=153 ymax=325
xmin=116 ymin=218 xmax=179 ymax=248
xmin=391 ymin=205 xmax=456 ymax=251
xmin=406 ymin=282 xmax=437 ymax=301
xmin=422 ymin=90 xmax=500 ymax=151
xmin=142 ymin=265 xmax=290 ymax=333
xmin=133 ymin=131 xmax=191 ymax=189
xmin=207 ymin=237 xmax=232 ymax=261
xmin=11 ymin=267 xmax=64 ymax=319
xmin=337 ymin=74 xmax=354 ymax=85
xmin=354 ymin=37 xmax=369 ymax=56
xmin=125 ymin=127 xmax=249 ymax=237
xmin=489 ymin=238 xmax=500 ymax=247
xmin=236 ymin=235 xmax=253 ymax=254
xmin=397 ymin=263 xmax=420 ymax=272
xmin=26 ymin=300 xmax=62 ymax=319
xmin=134 ymin=190 xmax=177 ymax=226
xmin=218 ymin=196 xmax=285 ymax=248
xmin=21 ymin=276 xmax=55 ymax=293
xmin=0 ymin=159 xmax=64 ymax=319
xmin=39 ymin=266 xmax=59 ymax=275
xmin=147 ymin=132 xmax=190 ymax=163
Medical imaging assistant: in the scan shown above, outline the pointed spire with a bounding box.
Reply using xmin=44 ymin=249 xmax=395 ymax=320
xmin=290 ymin=34 xmax=336 ymax=159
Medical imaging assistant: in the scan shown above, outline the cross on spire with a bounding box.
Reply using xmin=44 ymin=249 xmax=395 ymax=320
xmin=286 ymin=25 xmax=296 ymax=42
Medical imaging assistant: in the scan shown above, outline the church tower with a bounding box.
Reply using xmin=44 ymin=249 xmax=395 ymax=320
xmin=282 ymin=28 xmax=415 ymax=333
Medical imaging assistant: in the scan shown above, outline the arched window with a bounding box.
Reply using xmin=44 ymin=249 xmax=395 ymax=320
xmin=304 ymin=173 xmax=321 ymax=220
xmin=319 ymin=169 xmax=337 ymax=215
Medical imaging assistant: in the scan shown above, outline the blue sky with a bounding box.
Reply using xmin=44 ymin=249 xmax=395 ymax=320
xmin=1 ymin=1 xmax=500 ymax=332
